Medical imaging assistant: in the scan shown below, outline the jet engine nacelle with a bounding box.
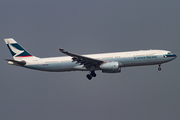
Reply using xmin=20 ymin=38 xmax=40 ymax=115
xmin=100 ymin=62 xmax=122 ymax=73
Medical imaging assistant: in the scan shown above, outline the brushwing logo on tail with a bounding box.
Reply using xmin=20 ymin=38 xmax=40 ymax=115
xmin=8 ymin=42 xmax=24 ymax=57
xmin=7 ymin=42 xmax=32 ymax=57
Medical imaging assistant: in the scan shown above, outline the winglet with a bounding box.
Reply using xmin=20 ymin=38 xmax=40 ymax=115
xmin=59 ymin=47 xmax=65 ymax=53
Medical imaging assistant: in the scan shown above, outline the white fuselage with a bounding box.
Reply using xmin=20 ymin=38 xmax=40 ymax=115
xmin=23 ymin=49 xmax=176 ymax=72
xmin=4 ymin=38 xmax=177 ymax=80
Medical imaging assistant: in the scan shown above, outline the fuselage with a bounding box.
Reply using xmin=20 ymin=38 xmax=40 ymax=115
xmin=4 ymin=38 xmax=177 ymax=80
xmin=23 ymin=49 xmax=176 ymax=72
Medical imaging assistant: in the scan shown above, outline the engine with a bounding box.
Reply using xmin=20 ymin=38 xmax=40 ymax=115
xmin=100 ymin=62 xmax=123 ymax=73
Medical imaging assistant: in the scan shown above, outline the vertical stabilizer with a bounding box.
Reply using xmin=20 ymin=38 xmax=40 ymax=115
xmin=4 ymin=38 xmax=39 ymax=60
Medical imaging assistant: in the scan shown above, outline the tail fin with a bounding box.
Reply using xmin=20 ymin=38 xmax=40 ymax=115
xmin=4 ymin=38 xmax=39 ymax=60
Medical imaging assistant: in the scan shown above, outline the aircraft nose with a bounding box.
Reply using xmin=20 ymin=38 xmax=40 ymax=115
xmin=174 ymin=54 xmax=177 ymax=58
xmin=170 ymin=54 xmax=177 ymax=59
xmin=164 ymin=54 xmax=177 ymax=59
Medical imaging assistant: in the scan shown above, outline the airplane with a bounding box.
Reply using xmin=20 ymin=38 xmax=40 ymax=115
xmin=4 ymin=38 xmax=177 ymax=80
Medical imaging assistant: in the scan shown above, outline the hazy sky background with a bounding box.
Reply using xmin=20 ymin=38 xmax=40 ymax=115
xmin=0 ymin=1 xmax=180 ymax=120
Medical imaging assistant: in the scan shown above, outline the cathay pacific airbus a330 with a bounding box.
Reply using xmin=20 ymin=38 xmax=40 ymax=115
xmin=4 ymin=38 xmax=177 ymax=80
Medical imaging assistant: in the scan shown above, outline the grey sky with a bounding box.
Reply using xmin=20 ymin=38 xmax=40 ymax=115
xmin=0 ymin=1 xmax=180 ymax=120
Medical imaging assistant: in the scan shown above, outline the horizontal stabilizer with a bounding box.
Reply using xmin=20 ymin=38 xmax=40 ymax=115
xmin=5 ymin=59 xmax=26 ymax=66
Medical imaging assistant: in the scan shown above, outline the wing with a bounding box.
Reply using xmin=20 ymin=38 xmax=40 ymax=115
xmin=59 ymin=48 xmax=104 ymax=68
